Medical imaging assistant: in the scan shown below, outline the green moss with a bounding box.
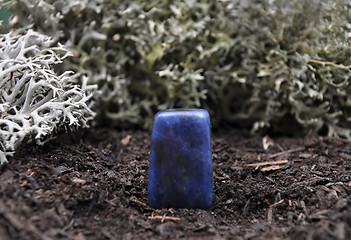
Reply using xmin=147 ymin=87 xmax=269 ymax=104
xmin=0 ymin=0 xmax=12 ymax=25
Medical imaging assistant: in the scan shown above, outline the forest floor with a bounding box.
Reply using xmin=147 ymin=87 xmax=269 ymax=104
xmin=1 ymin=128 xmax=351 ymax=240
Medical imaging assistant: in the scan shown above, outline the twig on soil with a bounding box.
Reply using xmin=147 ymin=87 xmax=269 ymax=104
xmin=275 ymin=142 xmax=285 ymax=152
xmin=261 ymin=165 xmax=284 ymax=172
xmin=213 ymin=145 xmax=229 ymax=153
xmin=130 ymin=196 xmax=153 ymax=211
xmin=268 ymin=199 xmax=285 ymax=224
xmin=242 ymin=197 xmax=251 ymax=215
xmin=247 ymin=160 xmax=288 ymax=172
xmin=247 ymin=160 xmax=288 ymax=167
xmin=268 ymin=147 xmax=305 ymax=159
xmin=269 ymin=199 xmax=284 ymax=208
xmin=148 ymin=215 xmax=180 ymax=222
xmin=62 ymin=219 xmax=75 ymax=231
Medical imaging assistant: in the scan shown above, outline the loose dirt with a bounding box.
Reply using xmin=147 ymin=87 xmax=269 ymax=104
xmin=1 ymin=128 xmax=351 ymax=239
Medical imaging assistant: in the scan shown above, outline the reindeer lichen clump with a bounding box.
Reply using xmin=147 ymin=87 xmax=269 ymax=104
xmin=0 ymin=29 xmax=96 ymax=163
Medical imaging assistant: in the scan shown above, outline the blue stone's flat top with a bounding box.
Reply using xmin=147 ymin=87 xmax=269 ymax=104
xmin=148 ymin=108 xmax=212 ymax=209
xmin=154 ymin=109 xmax=210 ymax=124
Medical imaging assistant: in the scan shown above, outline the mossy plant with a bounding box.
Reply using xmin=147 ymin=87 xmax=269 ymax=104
xmin=1 ymin=0 xmax=351 ymax=139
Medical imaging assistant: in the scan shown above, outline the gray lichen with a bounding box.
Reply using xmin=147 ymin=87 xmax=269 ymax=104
xmin=0 ymin=29 xmax=96 ymax=163
xmin=2 ymin=0 xmax=351 ymax=138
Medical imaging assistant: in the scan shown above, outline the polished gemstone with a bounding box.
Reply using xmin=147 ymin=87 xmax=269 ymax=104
xmin=148 ymin=109 xmax=213 ymax=209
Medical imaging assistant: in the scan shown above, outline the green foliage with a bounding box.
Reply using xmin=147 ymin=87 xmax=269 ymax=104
xmin=2 ymin=0 xmax=351 ymax=138
xmin=0 ymin=0 xmax=12 ymax=25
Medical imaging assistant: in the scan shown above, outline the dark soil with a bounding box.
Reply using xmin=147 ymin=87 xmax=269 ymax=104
xmin=1 ymin=128 xmax=351 ymax=240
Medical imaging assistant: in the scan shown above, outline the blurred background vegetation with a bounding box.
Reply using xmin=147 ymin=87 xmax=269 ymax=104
xmin=1 ymin=0 xmax=351 ymax=138
xmin=0 ymin=0 xmax=11 ymax=25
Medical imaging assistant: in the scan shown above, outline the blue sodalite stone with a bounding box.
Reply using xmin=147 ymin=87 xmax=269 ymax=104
xmin=148 ymin=109 xmax=213 ymax=209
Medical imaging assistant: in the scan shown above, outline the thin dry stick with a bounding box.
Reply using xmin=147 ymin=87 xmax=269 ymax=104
xmin=242 ymin=197 xmax=251 ymax=215
xmin=130 ymin=196 xmax=153 ymax=210
xmin=269 ymin=199 xmax=284 ymax=208
xmin=261 ymin=165 xmax=284 ymax=172
xmin=268 ymin=147 xmax=305 ymax=159
xmin=148 ymin=215 xmax=180 ymax=221
xmin=275 ymin=142 xmax=285 ymax=152
xmin=247 ymin=159 xmax=288 ymax=167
